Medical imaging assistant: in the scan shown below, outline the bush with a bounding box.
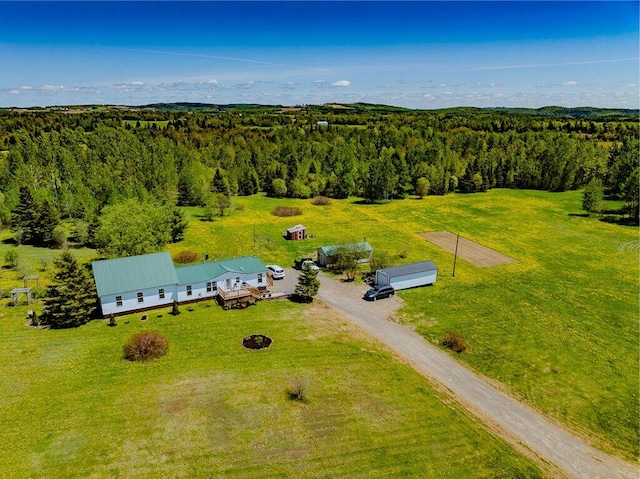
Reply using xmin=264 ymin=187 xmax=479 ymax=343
xmin=4 ymin=250 xmax=19 ymax=269
xmin=286 ymin=377 xmax=309 ymax=402
xmin=311 ymin=195 xmax=330 ymax=206
xmin=171 ymin=299 xmax=180 ymax=316
xmin=442 ymin=332 xmax=469 ymax=353
xmin=173 ymin=249 xmax=199 ymax=264
xmin=271 ymin=206 xmax=302 ymax=217
xmin=123 ymin=331 xmax=169 ymax=362
xmin=52 ymin=225 xmax=68 ymax=249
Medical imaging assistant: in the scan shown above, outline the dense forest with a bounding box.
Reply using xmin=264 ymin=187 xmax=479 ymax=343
xmin=0 ymin=104 xmax=637 ymax=253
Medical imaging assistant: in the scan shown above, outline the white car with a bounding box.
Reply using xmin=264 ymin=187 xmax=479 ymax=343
xmin=301 ymin=260 xmax=320 ymax=272
xmin=266 ymin=265 xmax=285 ymax=279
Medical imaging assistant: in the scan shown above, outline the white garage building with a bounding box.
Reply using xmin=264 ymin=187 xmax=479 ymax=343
xmin=375 ymin=261 xmax=438 ymax=291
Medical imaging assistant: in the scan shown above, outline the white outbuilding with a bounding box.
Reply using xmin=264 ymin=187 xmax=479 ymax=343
xmin=375 ymin=261 xmax=438 ymax=291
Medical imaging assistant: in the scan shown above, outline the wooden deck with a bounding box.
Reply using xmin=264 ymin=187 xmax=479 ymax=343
xmin=217 ymin=283 xmax=269 ymax=308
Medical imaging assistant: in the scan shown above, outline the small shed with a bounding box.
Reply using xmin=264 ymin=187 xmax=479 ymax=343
xmin=317 ymin=242 xmax=373 ymax=267
xmin=316 ymin=121 xmax=329 ymax=127
xmin=284 ymin=224 xmax=306 ymax=240
xmin=375 ymin=261 xmax=438 ymax=291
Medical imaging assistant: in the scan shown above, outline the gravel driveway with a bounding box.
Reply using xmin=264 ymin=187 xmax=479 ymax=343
xmin=315 ymin=272 xmax=638 ymax=479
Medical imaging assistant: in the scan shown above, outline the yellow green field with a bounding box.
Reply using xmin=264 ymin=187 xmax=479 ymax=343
xmin=0 ymin=188 xmax=637 ymax=473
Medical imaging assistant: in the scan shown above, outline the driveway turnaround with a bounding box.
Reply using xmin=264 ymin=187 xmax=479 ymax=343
xmin=316 ymin=272 xmax=638 ymax=479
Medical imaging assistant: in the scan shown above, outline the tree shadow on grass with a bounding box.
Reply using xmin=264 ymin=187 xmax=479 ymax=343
xmin=600 ymin=215 xmax=639 ymax=227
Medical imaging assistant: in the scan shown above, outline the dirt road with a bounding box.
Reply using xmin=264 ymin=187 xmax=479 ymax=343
xmin=315 ymin=272 xmax=638 ymax=479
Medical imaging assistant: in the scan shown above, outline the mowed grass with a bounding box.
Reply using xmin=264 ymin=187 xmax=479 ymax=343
xmin=166 ymin=190 xmax=639 ymax=460
xmin=0 ymin=188 xmax=637 ymax=468
xmin=0 ymin=300 xmax=544 ymax=478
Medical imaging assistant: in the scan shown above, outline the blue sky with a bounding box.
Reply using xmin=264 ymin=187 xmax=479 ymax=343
xmin=1 ymin=1 xmax=638 ymax=109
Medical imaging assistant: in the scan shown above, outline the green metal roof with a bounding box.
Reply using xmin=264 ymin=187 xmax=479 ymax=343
xmin=175 ymin=256 xmax=267 ymax=285
xmin=92 ymin=252 xmax=178 ymax=297
xmin=175 ymin=262 xmax=226 ymax=285
xmin=318 ymin=242 xmax=373 ymax=256
xmin=93 ymin=254 xmax=267 ymax=297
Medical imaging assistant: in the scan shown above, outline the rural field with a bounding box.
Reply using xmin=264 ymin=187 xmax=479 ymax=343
xmin=0 ymin=298 xmax=544 ymax=478
xmin=0 ymin=188 xmax=638 ymax=475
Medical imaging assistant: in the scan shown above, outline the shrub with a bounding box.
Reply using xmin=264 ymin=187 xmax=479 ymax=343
xmin=173 ymin=249 xmax=199 ymax=264
xmin=286 ymin=377 xmax=309 ymax=402
xmin=442 ymin=332 xmax=469 ymax=353
xmin=271 ymin=206 xmax=302 ymax=217
xmin=52 ymin=225 xmax=68 ymax=249
xmin=123 ymin=331 xmax=169 ymax=362
xmin=311 ymin=195 xmax=330 ymax=206
xmin=30 ymin=286 xmax=47 ymax=299
xmin=171 ymin=299 xmax=180 ymax=316
xmin=4 ymin=250 xmax=19 ymax=269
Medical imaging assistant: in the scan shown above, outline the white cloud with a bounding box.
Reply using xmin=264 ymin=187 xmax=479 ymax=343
xmin=332 ymin=80 xmax=351 ymax=87
xmin=8 ymin=90 xmax=20 ymax=95
xmin=313 ymin=79 xmax=326 ymax=84
xmin=207 ymin=79 xmax=218 ymax=85
xmin=563 ymin=81 xmax=578 ymax=86
xmin=20 ymin=86 xmax=33 ymax=90
xmin=131 ymin=81 xmax=145 ymax=86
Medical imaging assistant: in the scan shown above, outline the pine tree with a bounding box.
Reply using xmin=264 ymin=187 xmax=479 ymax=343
xmin=42 ymin=251 xmax=96 ymax=329
xmin=33 ymin=198 xmax=60 ymax=246
xmin=11 ymin=188 xmax=60 ymax=246
xmin=210 ymin=168 xmax=231 ymax=197
xmin=12 ymin=187 xmax=38 ymax=244
xmin=294 ymin=263 xmax=320 ymax=303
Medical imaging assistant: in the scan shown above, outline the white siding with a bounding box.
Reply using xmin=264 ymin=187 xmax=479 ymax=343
xmin=100 ymin=285 xmax=177 ymax=316
xmin=376 ymin=270 xmax=437 ymax=291
xmin=216 ymin=271 xmax=266 ymax=291
xmin=176 ymin=281 xmax=218 ymax=303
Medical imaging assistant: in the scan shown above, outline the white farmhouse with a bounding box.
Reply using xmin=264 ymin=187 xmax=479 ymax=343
xmin=92 ymin=252 xmax=269 ymax=317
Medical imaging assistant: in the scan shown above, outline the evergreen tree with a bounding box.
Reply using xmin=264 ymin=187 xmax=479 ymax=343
xmin=210 ymin=168 xmax=231 ymax=197
xmin=33 ymin=198 xmax=60 ymax=246
xmin=42 ymin=251 xmax=96 ymax=329
xmin=166 ymin=206 xmax=187 ymax=243
xmin=11 ymin=187 xmax=38 ymax=244
xmin=294 ymin=263 xmax=320 ymax=302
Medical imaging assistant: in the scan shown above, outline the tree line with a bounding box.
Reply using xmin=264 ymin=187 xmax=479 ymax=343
xmin=0 ymin=106 xmax=637 ymax=241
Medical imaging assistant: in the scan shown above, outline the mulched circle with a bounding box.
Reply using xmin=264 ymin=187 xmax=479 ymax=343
xmin=242 ymin=334 xmax=273 ymax=350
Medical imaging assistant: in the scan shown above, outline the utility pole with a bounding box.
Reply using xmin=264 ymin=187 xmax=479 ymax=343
xmin=452 ymin=233 xmax=460 ymax=277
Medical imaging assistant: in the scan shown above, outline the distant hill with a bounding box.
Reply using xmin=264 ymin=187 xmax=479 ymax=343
xmin=4 ymin=102 xmax=638 ymax=120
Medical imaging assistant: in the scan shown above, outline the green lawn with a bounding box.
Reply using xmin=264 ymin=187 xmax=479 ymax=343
xmin=0 ymin=301 xmax=543 ymax=478
xmin=0 ymin=188 xmax=637 ymax=471
xmin=167 ymin=190 xmax=639 ymax=460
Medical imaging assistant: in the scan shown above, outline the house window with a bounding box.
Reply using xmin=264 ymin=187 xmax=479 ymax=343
xmin=206 ymin=282 xmax=212 ymax=292
xmin=186 ymin=285 xmax=192 ymax=296
xmin=116 ymin=296 xmax=123 ymax=307
xmin=137 ymin=292 xmax=143 ymax=303
xmin=257 ymin=273 xmax=263 ymax=283
xmin=159 ymin=288 xmax=165 ymax=299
